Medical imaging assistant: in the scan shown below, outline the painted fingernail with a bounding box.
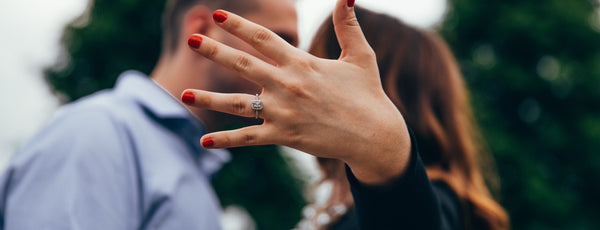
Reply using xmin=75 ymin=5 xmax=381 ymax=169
xmin=181 ymin=91 xmax=195 ymax=105
xmin=213 ymin=10 xmax=228 ymax=23
xmin=202 ymin=137 xmax=215 ymax=148
xmin=188 ymin=35 xmax=202 ymax=49
xmin=347 ymin=0 xmax=355 ymax=7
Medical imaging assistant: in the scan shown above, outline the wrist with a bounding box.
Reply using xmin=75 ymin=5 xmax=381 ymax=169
xmin=345 ymin=132 xmax=411 ymax=185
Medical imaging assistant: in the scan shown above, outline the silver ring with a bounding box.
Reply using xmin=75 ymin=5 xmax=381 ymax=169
xmin=251 ymin=94 xmax=263 ymax=119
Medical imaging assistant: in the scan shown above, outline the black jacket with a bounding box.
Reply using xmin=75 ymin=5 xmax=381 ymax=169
xmin=331 ymin=132 xmax=463 ymax=230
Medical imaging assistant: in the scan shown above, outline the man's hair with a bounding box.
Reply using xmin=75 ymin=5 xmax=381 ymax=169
xmin=162 ymin=0 xmax=256 ymax=54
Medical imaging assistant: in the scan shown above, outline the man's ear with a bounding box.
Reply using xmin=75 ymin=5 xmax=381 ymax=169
xmin=182 ymin=5 xmax=212 ymax=38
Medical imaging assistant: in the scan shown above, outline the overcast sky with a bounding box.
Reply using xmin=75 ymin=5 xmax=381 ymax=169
xmin=0 ymin=0 xmax=447 ymax=169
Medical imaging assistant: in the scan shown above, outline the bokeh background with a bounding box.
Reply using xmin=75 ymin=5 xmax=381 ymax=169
xmin=1 ymin=0 xmax=600 ymax=229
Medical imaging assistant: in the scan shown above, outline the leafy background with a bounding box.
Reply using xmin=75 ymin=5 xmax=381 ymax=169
xmin=44 ymin=0 xmax=600 ymax=229
xmin=439 ymin=0 xmax=600 ymax=229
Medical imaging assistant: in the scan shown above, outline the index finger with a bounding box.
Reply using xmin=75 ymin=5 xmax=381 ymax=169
xmin=212 ymin=10 xmax=301 ymax=65
xmin=188 ymin=34 xmax=277 ymax=86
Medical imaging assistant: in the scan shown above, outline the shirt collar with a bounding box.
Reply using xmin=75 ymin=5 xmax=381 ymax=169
xmin=115 ymin=70 xmax=196 ymax=120
xmin=113 ymin=70 xmax=231 ymax=174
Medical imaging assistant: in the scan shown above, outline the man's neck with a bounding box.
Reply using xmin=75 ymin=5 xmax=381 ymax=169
xmin=151 ymin=53 xmax=207 ymax=99
xmin=150 ymin=53 xmax=217 ymax=130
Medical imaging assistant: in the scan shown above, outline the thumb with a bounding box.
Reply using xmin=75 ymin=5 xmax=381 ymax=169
xmin=332 ymin=0 xmax=374 ymax=62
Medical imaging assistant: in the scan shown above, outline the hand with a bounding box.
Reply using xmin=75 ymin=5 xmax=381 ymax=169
xmin=183 ymin=0 xmax=411 ymax=185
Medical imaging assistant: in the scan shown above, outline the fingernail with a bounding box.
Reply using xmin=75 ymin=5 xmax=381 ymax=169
xmin=202 ymin=137 xmax=215 ymax=148
xmin=213 ymin=10 xmax=228 ymax=23
xmin=187 ymin=35 xmax=202 ymax=49
xmin=181 ymin=91 xmax=195 ymax=105
xmin=347 ymin=0 xmax=355 ymax=7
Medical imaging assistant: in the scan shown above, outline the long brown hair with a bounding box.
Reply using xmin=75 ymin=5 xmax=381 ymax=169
xmin=307 ymin=7 xmax=509 ymax=230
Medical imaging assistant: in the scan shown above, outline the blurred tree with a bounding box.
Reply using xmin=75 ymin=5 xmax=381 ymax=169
xmin=440 ymin=0 xmax=600 ymax=229
xmin=46 ymin=0 xmax=165 ymax=101
xmin=213 ymin=139 xmax=307 ymax=230
xmin=44 ymin=0 xmax=306 ymax=229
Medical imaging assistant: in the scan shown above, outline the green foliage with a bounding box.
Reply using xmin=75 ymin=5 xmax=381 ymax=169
xmin=212 ymin=146 xmax=306 ymax=230
xmin=45 ymin=0 xmax=306 ymax=228
xmin=212 ymin=132 xmax=307 ymax=229
xmin=45 ymin=0 xmax=165 ymax=102
xmin=440 ymin=0 xmax=600 ymax=229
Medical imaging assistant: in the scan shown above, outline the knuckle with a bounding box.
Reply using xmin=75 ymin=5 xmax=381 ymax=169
xmin=365 ymin=48 xmax=377 ymax=59
xmin=250 ymin=29 xmax=272 ymax=47
xmin=287 ymin=57 xmax=319 ymax=76
xmin=227 ymin=18 xmax=242 ymax=31
xmin=232 ymin=55 xmax=252 ymax=73
xmin=353 ymin=48 xmax=376 ymax=61
xmin=344 ymin=17 xmax=360 ymax=27
xmin=285 ymin=80 xmax=310 ymax=99
xmin=294 ymin=58 xmax=314 ymax=70
xmin=195 ymin=94 xmax=212 ymax=107
xmin=231 ymin=96 xmax=247 ymax=115
xmin=283 ymin=124 xmax=302 ymax=147
xmin=278 ymin=108 xmax=295 ymax=120
xmin=206 ymin=44 xmax=219 ymax=60
xmin=221 ymin=135 xmax=231 ymax=147
xmin=243 ymin=133 xmax=257 ymax=145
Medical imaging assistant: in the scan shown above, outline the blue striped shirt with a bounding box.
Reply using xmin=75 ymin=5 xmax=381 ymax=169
xmin=0 ymin=71 xmax=230 ymax=229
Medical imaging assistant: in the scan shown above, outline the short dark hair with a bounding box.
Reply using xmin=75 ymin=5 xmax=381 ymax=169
xmin=161 ymin=0 xmax=256 ymax=54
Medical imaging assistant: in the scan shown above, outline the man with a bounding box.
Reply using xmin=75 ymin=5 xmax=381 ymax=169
xmin=0 ymin=0 xmax=298 ymax=229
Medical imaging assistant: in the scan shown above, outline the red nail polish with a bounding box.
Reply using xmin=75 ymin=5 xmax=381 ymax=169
xmin=181 ymin=91 xmax=195 ymax=105
xmin=347 ymin=0 xmax=355 ymax=7
xmin=202 ymin=137 xmax=215 ymax=148
xmin=187 ymin=35 xmax=202 ymax=49
xmin=213 ymin=10 xmax=228 ymax=23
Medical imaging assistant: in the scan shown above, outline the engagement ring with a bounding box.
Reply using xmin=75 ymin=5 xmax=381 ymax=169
xmin=251 ymin=94 xmax=263 ymax=119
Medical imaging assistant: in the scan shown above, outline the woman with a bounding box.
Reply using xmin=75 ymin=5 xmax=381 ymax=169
xmin=299 ymin=7 xmax=509 ymax=230
xmin=182 ymin=0 xmax=506 ymax=229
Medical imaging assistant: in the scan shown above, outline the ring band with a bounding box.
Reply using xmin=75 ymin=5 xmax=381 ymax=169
xmin=251 ymin=94 xmax=263 ymax=119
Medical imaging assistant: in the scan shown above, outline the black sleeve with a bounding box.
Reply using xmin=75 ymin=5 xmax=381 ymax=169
xmin=345 ymin=130 xmax=462 ymax=230
xmin=432 ymin=181 xmax=463 ymax=230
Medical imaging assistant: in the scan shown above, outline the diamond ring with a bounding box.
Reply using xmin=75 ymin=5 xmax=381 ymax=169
xmin=251 ymin=94 xmax=263 ymax=119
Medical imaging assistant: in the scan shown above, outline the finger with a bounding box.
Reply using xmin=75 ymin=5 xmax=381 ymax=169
xmin=332 ymin=0 xmax=374 ymax=60
xmin=188 ymin=34 xmax=278 ymax=86
xmin=211 ymin=10 xmax=299 ymax=65
xmin=181 ymin=90 xmax=264 ymax=118
xmin=200 ymin=125 xmax=273 ymax=148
